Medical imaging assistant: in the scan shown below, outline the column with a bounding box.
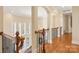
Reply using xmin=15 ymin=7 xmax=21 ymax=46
xmin=60 ymin=14 xmax=64 ymax=35
xmin=57 ymin=27 xmax=60 ymax=37
xmin=0 ymin=35 xmax=2 ymax=53
xmin=72 ymin=7 xmax=79 ymax=44
xmin=68 ymin=15 xmax=72 ymax=33
xmin=32 ymin=6 xmax=38 ymax=53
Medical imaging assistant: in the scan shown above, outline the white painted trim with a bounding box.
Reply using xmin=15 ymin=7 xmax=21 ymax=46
xmin=32 ymin=48 xmax=37 ymax=53
xmin=0 ymin=36 xmax=2 ymax=53
xmin=57 ymin=27 xmax=60 ymax=37
xmin=72 ymin=40 xmax=79 ymax=45
xmin=19 ymin=45 xmax=32 ymax=53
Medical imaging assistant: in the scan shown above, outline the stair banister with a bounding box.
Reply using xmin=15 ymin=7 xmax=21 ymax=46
xmin=15 ymin=32 xmax=25 ymax=53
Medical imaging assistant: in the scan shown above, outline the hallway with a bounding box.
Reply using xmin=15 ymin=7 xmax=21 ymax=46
xmin=0 ymin=6 xmax=73 ymax=53
xmin=1 ymin=6 xmax=79 ymax=53
xmin=45 ymin=33 xmax=79 ymax=53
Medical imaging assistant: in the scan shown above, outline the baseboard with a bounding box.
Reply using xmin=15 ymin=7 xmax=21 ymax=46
xmin=72 ymin=40 xmax=79 ymax=45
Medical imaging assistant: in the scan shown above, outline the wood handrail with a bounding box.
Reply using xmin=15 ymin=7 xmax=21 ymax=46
xmin=35 ymin=28 xmax=49 ymax=34
xmin=0 ymin=32 xmax=3 ymax=35
xmin=52 ymin=27 xmax=58 ymax=30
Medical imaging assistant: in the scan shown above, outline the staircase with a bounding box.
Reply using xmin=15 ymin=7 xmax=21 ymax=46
xmin=24 ymin=46 xmax=32 ymax=53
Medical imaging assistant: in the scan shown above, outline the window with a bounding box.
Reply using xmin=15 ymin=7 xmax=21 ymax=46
xmin=13 ymin=22 xmax=32 ymax=52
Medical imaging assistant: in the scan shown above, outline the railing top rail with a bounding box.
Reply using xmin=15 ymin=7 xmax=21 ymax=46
xmin=0 ymin=32 xmax=3 ymax=35
xmin=35 ymin=28 xmax=49 ymax=33
xmin=52 ymin=27 xmax=58 ymax=29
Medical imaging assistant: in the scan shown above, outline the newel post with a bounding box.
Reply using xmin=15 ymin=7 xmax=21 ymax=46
xmin=42 ymin=28 xmax=45 ymax=53
xmin=15 ymin=32 xmax=20 ymax=53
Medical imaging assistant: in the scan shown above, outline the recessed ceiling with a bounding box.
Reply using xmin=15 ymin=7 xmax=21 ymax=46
xmin=56 ymin=6 xmax=72 ymax=15
xmin=55 ymin=6 xmax=72 ymax=11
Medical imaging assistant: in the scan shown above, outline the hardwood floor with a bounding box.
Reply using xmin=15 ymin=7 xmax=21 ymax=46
xmin=45 ymin=33 xmax=79 ymax=53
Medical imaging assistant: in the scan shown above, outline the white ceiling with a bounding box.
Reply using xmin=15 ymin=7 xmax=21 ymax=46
xmin=4 ymin=6 xmax=48 ymax=17
xmin=54 ymin=6 xmax=72 ymax=16
xmin=4 ymin=6 xmax=72 ymax=16
xmin=4 ymin=6 xmax=32 ymax=16
xmin=55 ymin=6 xmax=72 ymax=11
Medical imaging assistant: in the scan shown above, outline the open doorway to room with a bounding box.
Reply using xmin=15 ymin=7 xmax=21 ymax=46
xmin=47 ymin=6 xmax=73 ymax=53
xmin=63 ymin=13 xmax=72 ymax=34
xmin=63 ymin=11 xmax=72 ymax=45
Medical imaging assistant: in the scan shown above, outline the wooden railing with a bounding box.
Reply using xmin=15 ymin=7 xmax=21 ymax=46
xmin=35 ymin=28 xmax=49 ymax=53
xmin=1 ymin=27 xmax=63 ymax=53
xmin=0 ymin=32 xmax=3 ymax=53
xmin=52 ymin=27 xmax=63 ymax=37
xmin=2 ymin=32 xmax=25 ymax=53
xmin=0 ymin=32 xmax=3 ymax=35
xmin=1 ymin=31 xmax=33 ymax=53
xmin=15 ymin=31 xmax=25 ymax=53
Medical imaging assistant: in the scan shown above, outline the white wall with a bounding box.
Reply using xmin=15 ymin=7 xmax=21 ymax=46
xmin=38 ymin=7 xmax=48 ymax=30
xmin=72 ymin=6 xmax=79 ymax=45
xmin=51 ymin=9 xmax=63 ymax=28
xmin=0 ymin=7 xmax=3 ymax=32
xmin=3 ymin=6 xmax=32 ymax=37
xmin=0 ymin=7 xmax=3 ymax=53
xmin=3 ymin=12 xmax=47 ymax=36
xmin=3 ymin=6 xmax=64 ymax=36
xmin=3 ymin=12 xmax=32 ymax=36
xmin=3 ymin=13 xmax=14 ymax=36
xmin=63 ymin=14 xmax=69 ymax=33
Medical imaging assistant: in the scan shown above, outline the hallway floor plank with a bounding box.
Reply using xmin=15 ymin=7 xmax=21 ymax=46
xmin=45 ymin=33 xmax=79 ymax=53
